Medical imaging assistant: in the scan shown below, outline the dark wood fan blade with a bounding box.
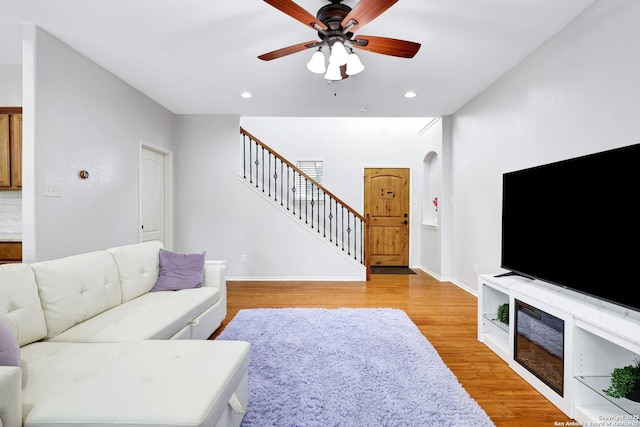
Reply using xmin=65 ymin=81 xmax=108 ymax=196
xmin=263 ymin=0 xmax=328 ymax=31
xmin=352 ymin=35 xmax=421 ymax=58
xmin=258 ymin=41 xmax=319 ymax=61
xmin=341 ymin=0 xmax=398 ymax=33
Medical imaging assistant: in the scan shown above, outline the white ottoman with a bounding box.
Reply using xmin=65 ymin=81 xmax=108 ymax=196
xmin=21 ymin=340 xmax=250 ymax=427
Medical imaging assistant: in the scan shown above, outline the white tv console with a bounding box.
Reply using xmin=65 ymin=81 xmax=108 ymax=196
xmin=478 ymin=274 xmax=640 ymax=425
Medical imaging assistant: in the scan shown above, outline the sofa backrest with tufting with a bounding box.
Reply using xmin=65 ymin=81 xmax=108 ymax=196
xmin=0 ymin=263 xmax=48 ymax=347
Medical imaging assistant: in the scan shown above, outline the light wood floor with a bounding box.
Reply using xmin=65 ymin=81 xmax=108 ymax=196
xmin=211 ymin=269 xmax=572 ymax=427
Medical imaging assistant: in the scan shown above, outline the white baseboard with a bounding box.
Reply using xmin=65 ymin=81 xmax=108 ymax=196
xmin=226 ymin=275 xmax=365 ymax=282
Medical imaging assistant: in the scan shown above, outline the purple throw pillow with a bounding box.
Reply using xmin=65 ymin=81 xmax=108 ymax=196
xmin=0 ymin=320 xmax=19 ymax=367
xmin=151 ymin=249 xmax=206 ymax=291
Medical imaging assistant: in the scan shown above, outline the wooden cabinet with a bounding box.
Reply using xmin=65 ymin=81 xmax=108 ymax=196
xmin=0 ymin=108 xmax=22 ymax=190
xmin=0 ymin=114 xmax=10 ymax=187
xmin=10 ymin=114 xmax=22 ymax=188
xmin=0 ymin=242 xmax=22 ymax=264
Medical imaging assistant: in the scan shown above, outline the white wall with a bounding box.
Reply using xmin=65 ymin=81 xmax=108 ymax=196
xmin=22 ymin=26 xmax=175 ymax=262
xmin=418 ymin=118 xmax=445 ymax=279
xmin=0 ymin=65 xmax=21 ymax=105
xmin=173 ymin=116 xmax=433 ymax=280
xmin=448 ymin=0 xmax=640 ymax=292
xmin=173 ymin=116 xmax=361 ymax=280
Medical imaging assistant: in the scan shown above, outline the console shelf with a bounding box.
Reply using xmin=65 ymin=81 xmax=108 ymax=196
xmin=575 ymin=376 xmax=640 ymax=418
xmin=478 ymin=279 xmax=511 ymax=361
xmin=478 ymin=274 xmax=640 ymax=423
xmin=482 ymin=314 xmax=509 ymax=333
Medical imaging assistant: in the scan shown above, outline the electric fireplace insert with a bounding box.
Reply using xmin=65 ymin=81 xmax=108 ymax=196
xmin=514 ymin=300 xmax=564 ymax=396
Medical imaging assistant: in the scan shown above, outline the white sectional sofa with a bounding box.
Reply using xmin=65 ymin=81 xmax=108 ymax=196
xmin=0 ymin=241 xmax=250 ymax=427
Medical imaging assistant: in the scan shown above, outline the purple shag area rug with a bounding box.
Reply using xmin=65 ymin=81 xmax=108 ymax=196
xmin=217 ymin=308 xmax=495 ymax=427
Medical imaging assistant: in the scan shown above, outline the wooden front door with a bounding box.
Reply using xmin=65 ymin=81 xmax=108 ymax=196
xmin=364 ymin=168 xmax=410 ymax=266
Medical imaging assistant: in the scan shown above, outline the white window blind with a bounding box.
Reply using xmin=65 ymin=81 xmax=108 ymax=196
xmin=296 ymin=160 xmax=323 ymax=200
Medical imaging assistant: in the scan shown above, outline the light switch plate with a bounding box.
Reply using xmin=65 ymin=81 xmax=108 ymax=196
xmin=43 ymin=183 xmax=62 ymax=197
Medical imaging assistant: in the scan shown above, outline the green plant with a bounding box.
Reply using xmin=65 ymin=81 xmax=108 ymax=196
xmin=496 ymin=303 xmax=509 ymax=325
xmin=603 ymin=358 xmax=640 ymax=401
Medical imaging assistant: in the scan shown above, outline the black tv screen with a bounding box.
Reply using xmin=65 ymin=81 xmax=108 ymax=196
xmin=501 ymin=143 xmax=640 ymax=313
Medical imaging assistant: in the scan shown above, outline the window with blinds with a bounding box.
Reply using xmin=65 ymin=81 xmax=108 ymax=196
xmin=296 ymin=160 xmax=323 ymax=201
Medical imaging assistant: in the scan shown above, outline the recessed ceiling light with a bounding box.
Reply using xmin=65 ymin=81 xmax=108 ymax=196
xmin=404 ymin=91 xmax=417 ymax=98
xmin=240 ymin=91 xmax=253 ymax=99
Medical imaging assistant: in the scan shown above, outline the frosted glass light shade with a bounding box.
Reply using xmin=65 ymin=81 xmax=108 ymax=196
xmin=306 ymin=50 xmax=326 ymax=74
xmin=346 ymin=52 xmax=364 ymax=75
xmin=324 ymin=62 xmax=343 ymax=80
xmin=329 ymin=41 xmax=348 ymax=66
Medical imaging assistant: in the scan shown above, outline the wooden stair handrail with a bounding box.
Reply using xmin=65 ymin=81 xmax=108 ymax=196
xmin=240 ymin=127 xmax=371 ymax=279
xmin=241 ymin=127 xmax=366 ymax=223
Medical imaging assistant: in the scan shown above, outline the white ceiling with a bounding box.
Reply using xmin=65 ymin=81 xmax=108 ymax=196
xmin=0 ymin=0 xmax=595 ymax=117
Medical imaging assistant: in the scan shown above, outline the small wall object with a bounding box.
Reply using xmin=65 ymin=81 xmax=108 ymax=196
xmin=79 ymin=170 xmax=89 ymax=179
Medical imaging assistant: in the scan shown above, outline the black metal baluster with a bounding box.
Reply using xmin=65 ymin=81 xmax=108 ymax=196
xmin=352 ymin=215 xmax=356 ymax=259
xmin=287 ymin=165 xmax=291 ymax=211
xmin=261 ymin=146 xmax=265 ymax=192
xmin=323 ymin=193 xmax=326 ymax=237
xmin=352 ymin=216 xmax=355 ymax=260
xmin=353 ymin=216 xmax=358 ymax=262
xmin=341 ymin=206 xmax=345 ymax=251
xmin=249 ymin=138 xmax=253 ymax=184
xmin=280 ymin=161 xmax=284 ymax=206
xmin=268 ymin=152 xmax=272 ymax=197
xmin=316 ymin=187 xmax=320 ymax=233
xmin=292 ymin=170 xmax=297 ymax=216
xmin=335 ymin=202 xmax=339 ymax=247
xmin=347 ymin=211 xmax=352 ymax=255
xmin=272 ymin=157 xmax=277 ymax=201
xmin=254 ymin=142 xmax=260 ymax=189
xmin=328 ymin=197 xmax=333 ymax=243
xmin=304 ymin=178 xmax=308 ymax=224
xmin=310 ymin=183 xmax=314 ymax=228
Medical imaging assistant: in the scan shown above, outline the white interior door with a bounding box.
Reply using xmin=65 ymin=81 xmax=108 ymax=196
xmin=140 ymin=142 xmax=172 ymax=247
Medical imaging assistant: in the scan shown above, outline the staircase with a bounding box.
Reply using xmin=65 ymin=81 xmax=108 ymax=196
xmin=240 ymin=127 xmax=370 ymax=279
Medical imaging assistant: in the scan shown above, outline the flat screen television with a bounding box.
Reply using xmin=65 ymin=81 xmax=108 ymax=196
xmin=501 ymin=142 xmax=640 ymax=313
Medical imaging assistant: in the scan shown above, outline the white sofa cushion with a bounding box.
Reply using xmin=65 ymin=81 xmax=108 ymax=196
xmin=31 ymin=251 xmax=122 ymax=339
xmin=46 ymin=287 xmax=220 ymax=342
xmin=21 ymin=340 xmax=250 ymax=427
xmin=0 ymin=366 xmax=22 ymax=427
xmin=107 ymin=240 xmax=163 ymax=302
xmin=0 ymin=263 xmax=48 ymax=346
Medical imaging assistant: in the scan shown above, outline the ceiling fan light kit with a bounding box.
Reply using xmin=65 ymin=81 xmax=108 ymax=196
xmin=260 ymin=0 xmax=420 ymax=81
xmin=324 ymin=62 xmax=343 ymax=80
xmin=306 ymin=49 xmax=326 ymax=74
xmin=328 ymin=40 xmax=349 ymax=66
xmin=346 ymin=50 xmax=365 ymax=75
xmin=306 ymin=44 xmax=365 ymax=79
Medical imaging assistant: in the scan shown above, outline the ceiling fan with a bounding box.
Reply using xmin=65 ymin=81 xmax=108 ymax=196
xmin=258 ymin=0 xmax=421 ymax=80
